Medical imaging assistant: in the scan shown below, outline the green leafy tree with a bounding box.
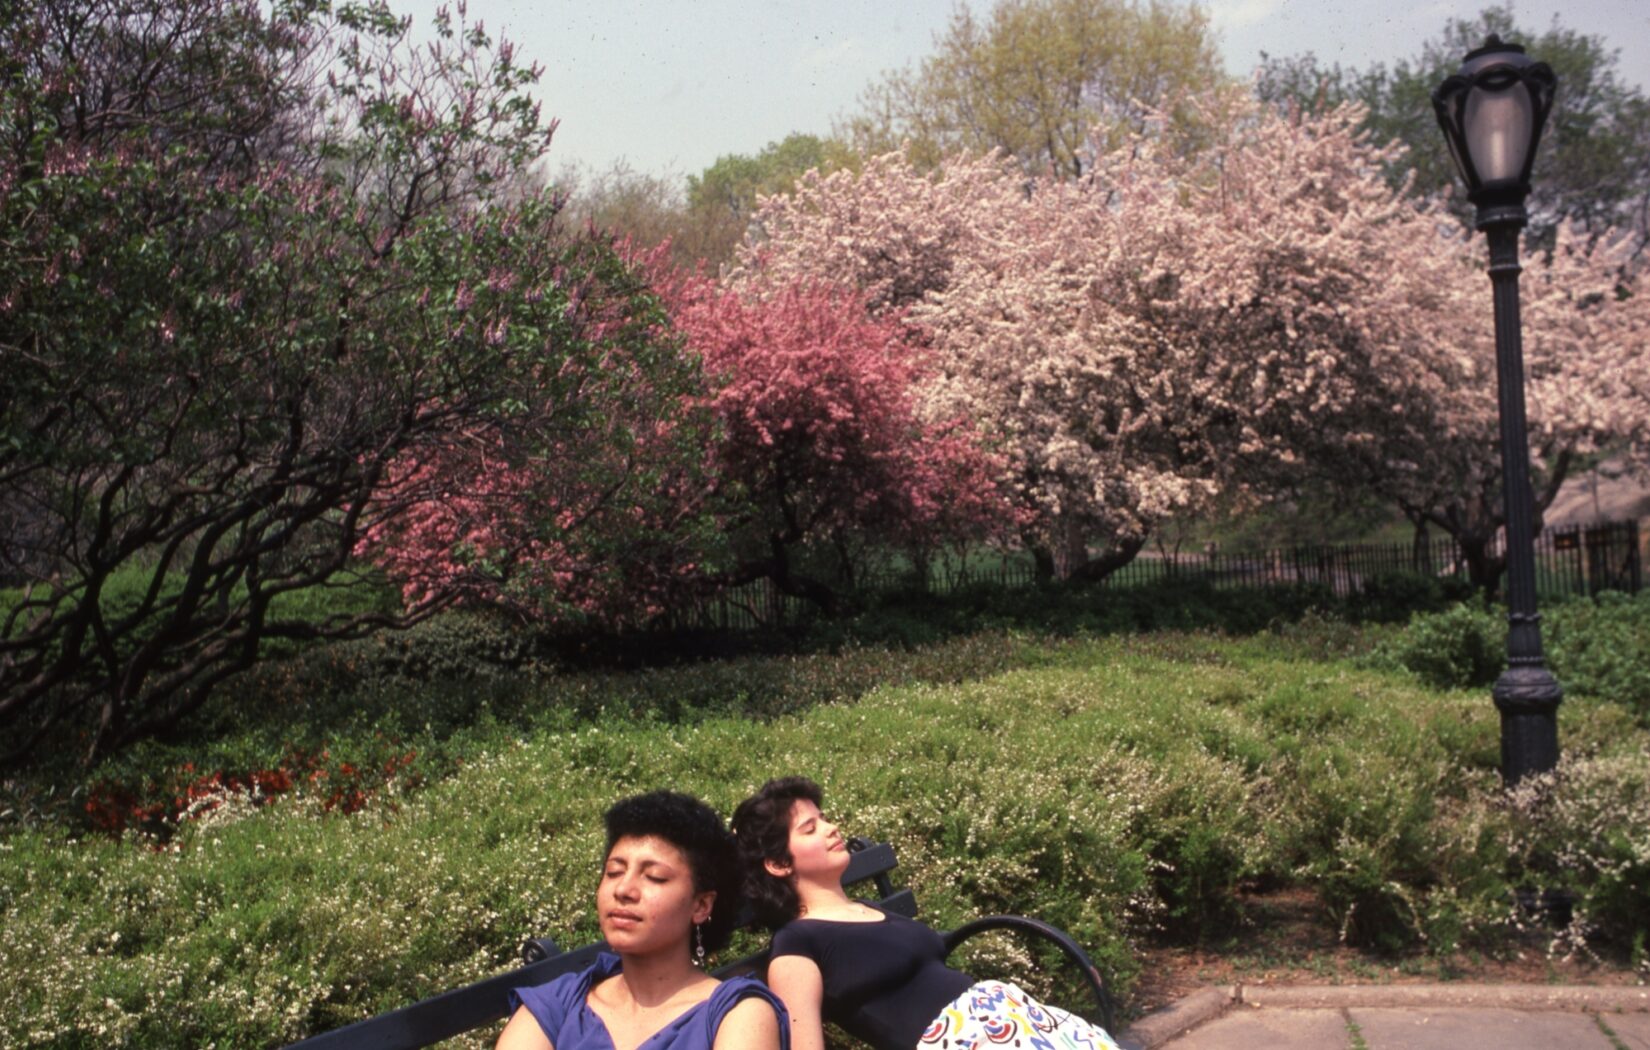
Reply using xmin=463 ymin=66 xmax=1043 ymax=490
xmin=841 ymin=0 xmax=1226 ymax=177
xmin=684 ymin=133 xmax=855 ymax=267
xmin=1255 ymin=5 xmax=1650 ymax=258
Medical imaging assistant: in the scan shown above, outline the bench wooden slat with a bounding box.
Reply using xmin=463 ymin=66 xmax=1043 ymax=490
xmin=875 ymin=887 xmax=918 ymax=918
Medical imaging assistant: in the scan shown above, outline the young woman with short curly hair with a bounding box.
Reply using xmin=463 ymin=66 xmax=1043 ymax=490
xmin=498 ymin=791 xmax=785 ymax=1050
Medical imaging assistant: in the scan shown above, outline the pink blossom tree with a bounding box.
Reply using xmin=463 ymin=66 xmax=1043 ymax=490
xmin=665 ymin=274 xmax=1009 ymax=610
xmin=1177 ymin=101 xmax=1650 ymax=592
xmin=1370 ymin=227 xmax=1650 ymax=592
xmin=355 ymin=238 xmax=718 ymax=627
xmin=734 ymin=126 xmax=1251 ymax=578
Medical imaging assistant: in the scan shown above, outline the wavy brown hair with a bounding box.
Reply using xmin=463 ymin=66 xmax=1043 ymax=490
xmin=730 ymin=776 xmax=823 ymax=930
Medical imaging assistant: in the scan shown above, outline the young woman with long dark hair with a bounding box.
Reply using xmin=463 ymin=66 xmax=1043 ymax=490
xmin=731 ymin=777 xmax=1118 ymax=1050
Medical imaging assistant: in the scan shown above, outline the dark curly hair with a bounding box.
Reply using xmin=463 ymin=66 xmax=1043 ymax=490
xmin=603 ymin=790 xmax=740 ymax=955
xmin=730 ymin=776 xmax=824 ymax=930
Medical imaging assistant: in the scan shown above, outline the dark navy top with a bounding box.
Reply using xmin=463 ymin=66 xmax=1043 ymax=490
xmin=509 ymin=953 xmax=789 ymax=1050
xmin=769 ymin=906 xmax=973 ymax=1050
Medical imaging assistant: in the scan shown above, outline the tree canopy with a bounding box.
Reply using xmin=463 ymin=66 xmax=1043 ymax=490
xmin=666 ymin=274 xmax=1008 ymax=609
xmin=736 ymin=94 xmax=1650 ymax=584
xmin=840 ymin=0 xmax=1226 ymax=177
xmin=684 ymin=134 xmax=855 ymax=269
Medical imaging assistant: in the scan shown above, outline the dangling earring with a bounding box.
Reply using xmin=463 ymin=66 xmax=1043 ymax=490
xmin=694 ymin=922 xmax=706 ymax=967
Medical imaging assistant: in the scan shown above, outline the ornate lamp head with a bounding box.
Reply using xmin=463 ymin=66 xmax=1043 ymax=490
xmin=1432 ymin=35 xmax=1556 ymax=227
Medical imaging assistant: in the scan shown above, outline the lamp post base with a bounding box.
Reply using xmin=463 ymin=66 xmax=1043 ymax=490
xmin=1492 ymin=665 xmax=1563 ymax=784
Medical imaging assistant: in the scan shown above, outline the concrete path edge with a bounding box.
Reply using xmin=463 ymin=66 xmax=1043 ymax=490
xmin=1115 ymin=987 xmax=1237 ymax=1050
xmin=1116 ymin=984 xmax=1650 ymax=1049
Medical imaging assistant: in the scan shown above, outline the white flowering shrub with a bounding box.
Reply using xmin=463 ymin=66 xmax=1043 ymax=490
xmin=1498 ymin=748 xmax=1650 ymax=971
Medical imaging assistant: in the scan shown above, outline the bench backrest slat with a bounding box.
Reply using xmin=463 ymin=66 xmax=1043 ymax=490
xmin=285 ymin=943 xmax=605 ymax=1050
xmin=840 ymin=841 xmax=897 ymax=889
xmin=873 ymin=887 xmax=917 ymax=919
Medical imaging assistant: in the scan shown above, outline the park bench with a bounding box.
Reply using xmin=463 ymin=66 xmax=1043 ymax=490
xmin=285 ymin=838 xmax=1116 ymax=1049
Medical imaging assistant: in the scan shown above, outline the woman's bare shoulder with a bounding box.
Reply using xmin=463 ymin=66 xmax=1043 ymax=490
xmin=713 ymin=995 xmax=782 ymax=1050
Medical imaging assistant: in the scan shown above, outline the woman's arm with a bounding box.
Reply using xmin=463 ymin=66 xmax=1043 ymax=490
xmin=496 ymin=1005 xmax=554 ymax=1050
xmin=764 ymin=955 xmax=825 ymax=1050
xmin=711 ymin=995 xmax=783 ymax=1050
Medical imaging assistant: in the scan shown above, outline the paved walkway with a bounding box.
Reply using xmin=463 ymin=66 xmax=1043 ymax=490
xmin=1115 ymin=984 xmax=1650 ymax=1050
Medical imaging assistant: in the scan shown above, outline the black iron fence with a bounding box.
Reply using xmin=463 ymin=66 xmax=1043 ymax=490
xmin=670 ymin=518 xmax=1643 ymax=631
xmin=1135 ymin=518 xmax=1643 ymax=601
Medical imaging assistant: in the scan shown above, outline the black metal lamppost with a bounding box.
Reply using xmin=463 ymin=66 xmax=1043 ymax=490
xmin=1432 ymin=36 xmax=1561 ymax=785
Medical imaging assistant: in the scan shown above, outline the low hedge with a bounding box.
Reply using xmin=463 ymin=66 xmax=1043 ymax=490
xmin=42 ymin=626 xmax=1057 ymax=838
xmin=0 ymin=560 xmax=1597 ymax=815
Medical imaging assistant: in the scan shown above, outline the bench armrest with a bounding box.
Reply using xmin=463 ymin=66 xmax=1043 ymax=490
xmin=941 ymin=915 xmax=1116 ymax=1035
xmin=522 ymin=936 xmax=561 ymax=963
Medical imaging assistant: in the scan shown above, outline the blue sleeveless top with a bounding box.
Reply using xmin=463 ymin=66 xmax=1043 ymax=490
xmin=509 ymin=953 xmax=789 ymax=1050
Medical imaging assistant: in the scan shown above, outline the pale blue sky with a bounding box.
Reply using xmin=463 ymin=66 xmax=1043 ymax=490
xmin=398 ymin=0 xmax=1649 ymax=182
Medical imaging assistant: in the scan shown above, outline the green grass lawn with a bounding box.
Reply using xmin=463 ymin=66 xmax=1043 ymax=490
xmin=4 ymin=626 xmax=1647 ymax=1048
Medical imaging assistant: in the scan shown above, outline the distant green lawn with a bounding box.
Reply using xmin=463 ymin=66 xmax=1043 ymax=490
xmin=4 ymin=628 xmax=1646 ymax=1048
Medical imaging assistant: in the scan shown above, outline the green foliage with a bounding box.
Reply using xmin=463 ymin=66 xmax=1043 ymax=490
xmin=843 ymin=0 xmax=1227 ymax=176
xmin=1353 ymin=570 xmax=1474 ymax=624
xmin=1499 ymin=750 xmax=1650 ymax=950
xmin=687 ymin=134 xmax=846 ymax=216
xmin=1374 ymin=591 xmax=1650 ymax=723
xmin=1543 ymin=591 xmax=1650 ymax=724
xmin=1273 ymin=712 xmax=1497 ymax=951
xmin=25 ymin=622 xmax=1052 ymax=834
xmin=0 ymin=562 xmax=398 ymax=650
xmin=1 ymin=0 xmax=713 ymax=764
xmin=819 ymin=577 xmax=1343 ymax=647
xmin=684 ymin=133 xmax=854 ymax=266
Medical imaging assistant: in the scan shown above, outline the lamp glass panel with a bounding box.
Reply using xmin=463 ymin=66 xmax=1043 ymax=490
xmin=1463 ymin=82 xmax=1533 ymax=184
xmin=1440 ymin=114 xmax=1471 ymax=187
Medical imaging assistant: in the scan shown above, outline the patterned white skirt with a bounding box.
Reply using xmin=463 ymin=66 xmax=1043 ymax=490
xmin=916 ymin=980 xmax=1121 ymax=1050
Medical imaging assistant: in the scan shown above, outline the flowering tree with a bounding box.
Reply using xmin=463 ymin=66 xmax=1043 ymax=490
xmin=734 ymin=139 xmax=1241 ymax=577
xmin=1118 ymin=100 xmax=1650 ymax=592
xmin=1133 ymin=101 xmax=1479 ymax=512
xmin=732 ymin=150 xmax=1023 ymax=314
xmin=0 ymin=0 xmax=703 ymax=764
xmin=353 ymin=237 xmax=716 ymax=626
xmin=666 ymin=275 xmax=1008 ymax=609
xmin=1371 ymin=228 xmax=1650 ymax=592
